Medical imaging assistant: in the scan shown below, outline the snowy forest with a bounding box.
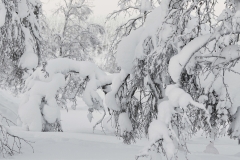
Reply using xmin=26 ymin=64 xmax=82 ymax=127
xmin=0 ymin=0 xmax=240 ymax=159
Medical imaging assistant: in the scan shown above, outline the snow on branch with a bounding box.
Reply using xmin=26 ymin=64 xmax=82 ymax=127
xmin=19 ymin=58 xmax=114 ymax=132
xmin=169 ymin=28 xmax=240 ymax=83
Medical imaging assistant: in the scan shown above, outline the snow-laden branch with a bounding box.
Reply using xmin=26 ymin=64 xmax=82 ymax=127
xmin=105 ymin=70 xmax=129 ymax=111
xmin=19 ymin=58 xmax=114 ymax=132
xmin=169 ymin=34 xmax=212 ymax=83
xmin=169 ymin=28 xmax=240 ymax=83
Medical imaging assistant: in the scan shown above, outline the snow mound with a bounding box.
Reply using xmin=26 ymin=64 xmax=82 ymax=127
xmin=235 ymin=152 xmax=240 ymax=157
xmin=203 ymin=141 xmax=219 ymax=154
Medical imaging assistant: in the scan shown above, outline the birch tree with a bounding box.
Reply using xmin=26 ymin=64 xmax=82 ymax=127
xmin=49 ymin=0 xmax=105 ymax=61
xmin=0 ymin=0 xmax=41 ymax=156
xmin=107 ymin=0 xmax=240 ymax=159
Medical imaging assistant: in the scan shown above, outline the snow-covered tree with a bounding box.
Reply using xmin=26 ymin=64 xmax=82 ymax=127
xmin=0 ymin=0 xmax=42 ymax=156
xmin=45 ymin=0 xmax=105 ymax=61
xmin=11 ymin=0 xmax=240 ymax=158
xmin=38 ymin=1 xmax=107 ymax=117
xmin=105 ymin=0 xmax=158 ymax=73
xmin=19 ymin=0 xmax=110 ymax=132
xmin=92 ymin=18 xmax=123 ymax=73
xmin=107 ymin=0 xmax=240 ymax=159
xmin=0 ymin=0 xmax=42 ymax=93
xmin=18 ymin=58 xmax=112 ymax=132
xmin=107 ymin=0 xmax=158 ymax=52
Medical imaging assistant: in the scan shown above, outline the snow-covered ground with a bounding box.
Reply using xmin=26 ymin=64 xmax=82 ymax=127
xmin=0 ymin=90 xmax=240 ymax=160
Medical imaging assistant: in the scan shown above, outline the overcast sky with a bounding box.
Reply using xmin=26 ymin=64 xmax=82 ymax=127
xmin=41 ymin=0 xmax=119 ymax=17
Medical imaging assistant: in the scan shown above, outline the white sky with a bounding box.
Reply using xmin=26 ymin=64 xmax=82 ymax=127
xmin=41 ymin=0 xmax=119 ymax=17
